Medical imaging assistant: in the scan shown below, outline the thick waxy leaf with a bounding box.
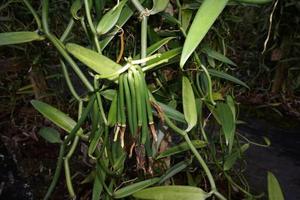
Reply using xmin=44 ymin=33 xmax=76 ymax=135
xmin=159 ymin=160 xmax=192 ymax=184
xmin=215 ymin=102 xmax=235 ymax=152
xmin=268 ymin=172 xmax=284 ymax=200
xmin=150 ymin=0 xmax=169 ymax=15
xmin=181 ymin=9 xmax=193 ymax=32
xmin=208 ymin=69 xmax=249 ymax=89
xmin=70 ymin=0 xmax=82 ymax=20
xmin=66 ymin=43 xmax=122 ymax=79
xmin=182 ymin=76 xmax=197 ymax=131
xmin=96 ymin=0 xmax=127 ymax=35
xmin=223 ymin=143 xmax=249 ymax=171
xmin=180 ymin=0 xmax=228 ymax=67
xmin=113 ymin=178 xmax=160 ymax=199
xmin=38 ymin=127 xmax=62 ymax=144
xmin=145 ymin=47 xmax=182 ymax=71
xmin=202 ymin=47 xmax=237 ymax=66
xmin=133 ymin=186 xmax=209 ymax=200
xmin=156 ymin=140 xmax=206 ymax=159
xmin=108 ymin=93 xmax=118 ymax=126
xmin=100 ymin=89 xmax=117 ymax=101
xmin=146 ymin=37 xmax=176 ymax=56
xmin=157 ymin=102 xmax=186 ymax=123
xmin=100 ymin=0 xmax=145 ymax=49
xmin=0 ymin=31 xmax=44 ymax=46
xmin=31 ymin=100 xmax=83 ymax=134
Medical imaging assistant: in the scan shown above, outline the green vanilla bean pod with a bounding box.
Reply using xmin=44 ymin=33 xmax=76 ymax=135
xmin=119 ymin=74 xmax=126 ymax=148
xmin=133 ymin=66 xmax=148 ymax=144
xmin=131 ymin=67 xmax=143 ymax=133
xmin=136 ymin=67 xmax=157 ymax=142
xmin=127 ymin=70 xmax=138 ymax=136
xmin=123 ymin=73 xmax=134 ymax=136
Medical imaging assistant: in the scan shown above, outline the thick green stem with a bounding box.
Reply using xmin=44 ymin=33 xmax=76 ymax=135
xmin=130 ymin=0 xmax=144 ymax=13
xmin=141 ymin=15 xmax=148 ymax=66
xmin=43 ymin=144 xmax=65 ymax=200
xmin=84 ymin=0 xmax=102 ymax=54
xmin=60 ymin=19 xmax=75 ymax=42
xmin=42 ymin=0 xmax=50 ymax=34
xmin=46 ymin=34 xmax=94 ymax=91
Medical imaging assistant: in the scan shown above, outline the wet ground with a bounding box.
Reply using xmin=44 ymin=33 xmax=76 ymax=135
xmin=238 ymin=117 xmax=300 ymax=200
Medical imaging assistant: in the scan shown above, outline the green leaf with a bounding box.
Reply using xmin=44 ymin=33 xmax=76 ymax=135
xmin=223 ymin=143 xmax=249 ymax=171
xmin=100 ymin=89 xmax=117 ymax=101
xmin=208 ymin=69 xmax=249 ymax=89
xmin=146 ymin=37 xmax=176 ymax=56
xmin=180 ymin=0 xmax=228 ymax=67
xmin=100 ymin=0 xmax=145 ymax=50
xmin=113 ymin=178 xmax=160 ymax=199
xmin=70 ymin=0 xmax=83 ymax=20
xmin=215 ymin=102 xmax=235 ymax=152
xmin=145 ymin=47 xmax=182 ymax=71
xmin=181 ymin=9 xmax=193 ymax=32
xmin=268 ymin=172 xmax=284 ymax=200
xmin=158 ymin=160 xmax=192 ymax=184
xmin=202 ymin=46 xmax=237 ymax=66
xmin=31 ymin=100 xmax=83 ymax=134
xmin=182 ymin=76 xmax=197 ymax=131
xmin=0 ymin=31 xmax=44 ymax=46
xmin=38 ymin=127 xmax=62 ymax=144
xmin=156 ymin=140 xmax=206 ymax=159
xmin=96 ymin=0 xmax=128 ymax=35
xmin=108 ymin=92 xmax=118 ymax=126
xmin=157 ymin=102 xmax=186 ymax=123
xmin=132 ymin=186 xmax=209 ymax=200
xmin=66 ymin=43 xmax=122 ymax=79
xmin=92 ymin=173 xmax=103 ymax=200
xmin=150 ymin=0 xmax=169 ymax=15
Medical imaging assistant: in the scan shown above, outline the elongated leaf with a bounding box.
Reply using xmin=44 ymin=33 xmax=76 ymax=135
xmin=31 ymin=100 xmax=83 ymax=134
xmin=71 ymin=0 xmax=82 ymax=20
xmin=92 ymin=173 xmax=103 ymax=200
xmin=182 ymin=76 xmax=197 ymax=131
xmin=180 ymin=0 xmax=228 ymax=67
xmin=202 ymin=47 xmax=236 ymax=66
xmin=150 ymin=0 xmax=169 ymax=15
xmin=158 ymin=160 xmax=192 ymax=184
xmin=66 ymin=43 xmax=122 ymax=79
xmin=215 ymin=102 xmax=235 ymax=152
xmin=156 ymin=140 xmax=206 ymax=159
xmin=108 ymin=93 xmax=118 ymax=126
xmin=268 ymin=172 xmax=284 ymax=200
xmin=145 ymin=47 xmax=182 ymax=71
xmin=133 ymin=186 xmax=209 ymax=200
xmin=157 ymin=102 xmax=186 ymax=123
xmin=0 ymin=31 xmax=44 ymax=46
xmin=38 ymin=127 xmax=62 ymax=144
xmin=181 ymin=9 xmax=193 ymax=32
xmin=146 ymin=37 xmax=176 ymax=56
xmin=223 ymin=143 xmax=249 ymax=171
xmin=100 ymin=0 xmax=146 ymax=50
xmin=113 ymin=178 xmax=160 ymax=199
xmin=100 ymin=89 xmax=117 ymax=101
xmin=96 ymin=0 xmax=127 ymax=35
xmin=208 ymin=69 xmax=249 ymax=89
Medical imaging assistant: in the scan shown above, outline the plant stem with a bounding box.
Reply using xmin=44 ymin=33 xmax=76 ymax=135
xmin=84 ymin=0 xmax=102 ymax=54
xmin=43 ymin=144 xmax=65 ymax=200
xmin=130 ymin=0 xmax=144 ymax=13
xmin=141 ymin=15 xmax=148 ymax=66
xmin=23 ymin=0 xmax=42 ymax=29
